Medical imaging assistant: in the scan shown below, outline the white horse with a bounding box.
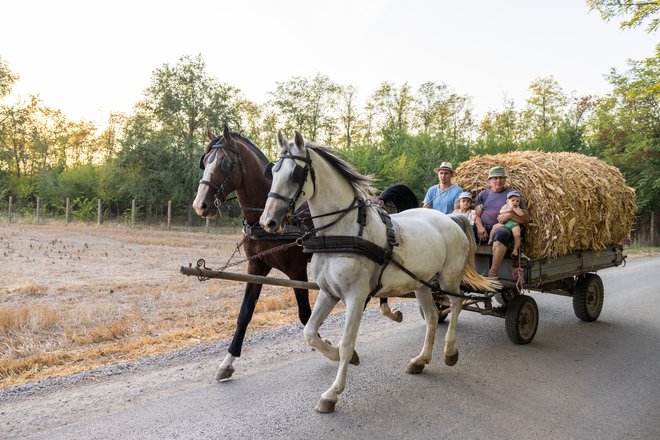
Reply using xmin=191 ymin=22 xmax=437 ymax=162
xmin=260 ymin=131 xmax=500 ymax=413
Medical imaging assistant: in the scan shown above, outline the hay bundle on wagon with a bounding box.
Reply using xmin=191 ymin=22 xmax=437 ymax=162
xmin=454 ymin=151 xmax=635 ymax=259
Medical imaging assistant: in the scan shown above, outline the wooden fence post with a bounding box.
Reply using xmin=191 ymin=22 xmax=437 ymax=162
xmin=206 ymin=216 xmax=210 ymax=233
xmin=97 ymin=199 xmax=102 ymax=225
xmin=36 ymin=197 xmax=40 ymax=223
xmin=167 ymin=201 xmax=172 ymax=230
xmin=7 ymin=196 xmax=12 ymax=224
xmin=652 ymin=211 xmax=656 ymax=247
xmin=131 ymin=199 xmax=136 ymax=227
xmin=65 ymin=198 xmax=70 ymax=224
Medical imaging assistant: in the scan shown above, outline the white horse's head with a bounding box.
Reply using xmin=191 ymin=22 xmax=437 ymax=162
xmin=260 ymin=130 xmax=315 ymax=233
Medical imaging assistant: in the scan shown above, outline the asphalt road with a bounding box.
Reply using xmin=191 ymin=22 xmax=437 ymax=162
xmin=2 ymin=256 xmax=659 ymax=440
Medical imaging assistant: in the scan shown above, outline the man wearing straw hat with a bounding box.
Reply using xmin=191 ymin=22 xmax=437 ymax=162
xmin=474 ymin=166 xmax=530 ymax=278
xmin=423 ymin=162 xmax=463 ymax=214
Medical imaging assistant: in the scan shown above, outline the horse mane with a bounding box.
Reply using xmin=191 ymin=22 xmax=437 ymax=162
xmin=229 ymin=132 xmax=270 ymax=165
xmin=306 ymin=144 xmax=376 ymax=197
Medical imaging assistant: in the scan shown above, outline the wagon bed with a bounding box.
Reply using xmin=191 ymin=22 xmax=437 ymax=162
xmin=441 ymin=244 xmax=627 ymax=344
xmin=475 ymin=245 xmax=625 ymax=290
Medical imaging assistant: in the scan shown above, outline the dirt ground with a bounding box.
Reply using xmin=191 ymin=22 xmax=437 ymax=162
xmin=0 ymin=222 xmax=365 ymax=388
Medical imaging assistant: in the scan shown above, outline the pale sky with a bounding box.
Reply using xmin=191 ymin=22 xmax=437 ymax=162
xmin=2 ymin=0 xmax=657 ymax=128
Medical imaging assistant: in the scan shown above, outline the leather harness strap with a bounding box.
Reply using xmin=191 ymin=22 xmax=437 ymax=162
xmin=302 ymin=203 xmax=433 ymax=297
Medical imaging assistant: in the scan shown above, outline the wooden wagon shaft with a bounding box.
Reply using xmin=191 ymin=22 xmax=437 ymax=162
xmin=180 ymin=265 xmax=321 ymax=290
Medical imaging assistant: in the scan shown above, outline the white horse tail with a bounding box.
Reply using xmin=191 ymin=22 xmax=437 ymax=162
xmin=448 ymin=214 xmax=502 ymax=293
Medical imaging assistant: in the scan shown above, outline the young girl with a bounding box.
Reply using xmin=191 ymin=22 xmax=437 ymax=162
xmin=452 ymin=191 xmax=476 ymax=225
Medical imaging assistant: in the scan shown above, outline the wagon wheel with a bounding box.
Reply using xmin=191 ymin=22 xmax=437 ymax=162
xmin=419 ymin=294 xmax=449 ymax=324
xmin=505 ymin=295 xmax=538 ymax=345
xmin=572 ymin=273 xmax=604 ymax=322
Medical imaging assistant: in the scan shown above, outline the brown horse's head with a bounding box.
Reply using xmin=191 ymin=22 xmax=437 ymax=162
xmin=192 ymin=125 xmax=245 ymax=217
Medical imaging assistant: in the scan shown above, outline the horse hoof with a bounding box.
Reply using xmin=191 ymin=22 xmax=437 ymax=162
xmin=315 ymin=398 xmax=336 ymax=413
xmin=215 ymin=365 xmax=235 ymax=382
xmin=393 ymin=310 xmax=403 ymax=323
xmin=350 ymin=350 xmax=360 ymax=366
xmin=444 ymin=351 xmax=459 ymax=366
xmin=405 ymin=362 xmax=425 ymax=374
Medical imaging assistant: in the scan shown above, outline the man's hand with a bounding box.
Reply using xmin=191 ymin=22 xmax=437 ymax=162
xmin=497 ymin=211 xmax=512 ymax=224
xmin=476 ymin=224 xmax=488 ymax=241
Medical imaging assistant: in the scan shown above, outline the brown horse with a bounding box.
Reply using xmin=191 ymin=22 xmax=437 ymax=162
xmin=192 ymin=126 xmax=418 ymax=381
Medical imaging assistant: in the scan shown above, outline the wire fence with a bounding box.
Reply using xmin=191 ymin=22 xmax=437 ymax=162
xmin=1 ymin=196 xmax=244 ymax=232
xmin=2 ymin=196 xmax=657 ymax=246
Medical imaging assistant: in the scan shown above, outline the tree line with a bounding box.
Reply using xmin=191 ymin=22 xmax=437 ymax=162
xmin=0 ymin=46 xmax=658 ymax=225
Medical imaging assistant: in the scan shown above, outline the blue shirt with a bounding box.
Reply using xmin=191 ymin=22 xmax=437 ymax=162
xmin=423 ymin=184 xmax=463 ymax=214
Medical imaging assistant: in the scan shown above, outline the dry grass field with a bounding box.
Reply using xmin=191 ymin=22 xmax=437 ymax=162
xmin=0 ymin=222 xmax=377 ymax=388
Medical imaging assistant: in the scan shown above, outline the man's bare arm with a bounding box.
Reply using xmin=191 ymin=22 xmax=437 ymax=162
xmin=474 ymin=205 xmax=488 ymax=240
xmin=498 ymin=208 xmax=530 ymax=224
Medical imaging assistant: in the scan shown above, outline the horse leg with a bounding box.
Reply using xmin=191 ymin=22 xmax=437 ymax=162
xmin=303 ymin=290 xmax=341 ymax=362
xmin=405 ymin=286 xmax=438 ymax=374
xmin=442 ymin=294 xmax=463 ymax=366
xmin=316 ymin=296 xmax=365 ymax=413
xmin=293 ymin=286 xmax=311 ymax=325
xmin=379 ymin=297 xmax=403 ymax=323
xmin=216 ymin=261 xmax=270 ymax=382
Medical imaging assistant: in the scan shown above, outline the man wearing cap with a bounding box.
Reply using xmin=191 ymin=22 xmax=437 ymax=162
xmin=474 ymin=166 xmax=530 ymax=278
xmin=423 ymin=162 xmax=463 ymax=214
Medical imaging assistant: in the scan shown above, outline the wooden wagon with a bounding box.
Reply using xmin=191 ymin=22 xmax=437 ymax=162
xmin=181 ymin=243 xmax=625 ymax=345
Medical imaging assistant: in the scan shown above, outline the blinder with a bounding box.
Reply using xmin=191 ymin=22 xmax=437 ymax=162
xmin=264 ymin=157 xmax=308 ymax=187
xmin=263 ymin=162 xmax=274 ymax=179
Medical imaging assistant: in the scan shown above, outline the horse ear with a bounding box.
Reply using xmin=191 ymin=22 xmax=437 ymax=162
xmin=223 ymin=124 xmax=232 ymax=142
xmin=277 ymin=130 xmax=287 ymax=148
xmin=207 ymin=129 xmax=215 ymax=141
xmin=294 ymin=131 xmax=305 ymax=150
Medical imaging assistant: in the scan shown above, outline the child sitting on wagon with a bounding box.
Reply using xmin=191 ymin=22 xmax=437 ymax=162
xmin=488 ymin=190 xmax=524 ymax=257
xmin=451 ymin=191 xmax=476 ymax=225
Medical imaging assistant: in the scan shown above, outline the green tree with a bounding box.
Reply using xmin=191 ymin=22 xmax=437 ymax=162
xmin=369 ymin=82 xmax=415 ymax=135
xmin=414 ymin=81 xmax=450 ymax=134
xmin=476 ymin=98 xmax=521 ymax=155
xmin=337 ymin=84 xmax=360 ymax=148
xmin=0 ymin=96 xmax=38 ymax=178
xmin=587 ymin=47 xmax=660 ymax=212
xmin=0 ymin=57 xmax=19 ymax=99
xmin=587 ymin=0 xmax=660 ymax=33
xmin=270 ymin=73 xmax=339 ymax=143
xmin=126 ymin=54 xmax=244 ymax=221
xmin=523 ymin=76 xmax=567 ymax=138
xmin=139 ymin=54 xmax=242 ymax=158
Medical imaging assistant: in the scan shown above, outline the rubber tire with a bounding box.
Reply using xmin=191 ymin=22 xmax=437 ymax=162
xmin=505 ymin=295 xmax=539 ymax=345
xmin=572 ymin=273 xmax=604 ymax=322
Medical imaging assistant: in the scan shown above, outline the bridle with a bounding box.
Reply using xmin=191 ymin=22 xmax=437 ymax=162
xmin=198 ymin=138 xmax=244 ymax=208
xmin=264 ymin=147 xmax=316 ymax=220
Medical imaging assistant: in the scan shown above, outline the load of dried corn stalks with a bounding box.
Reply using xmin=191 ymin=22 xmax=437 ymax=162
xmin=454 ymin=151 xmax=635 ymax=259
